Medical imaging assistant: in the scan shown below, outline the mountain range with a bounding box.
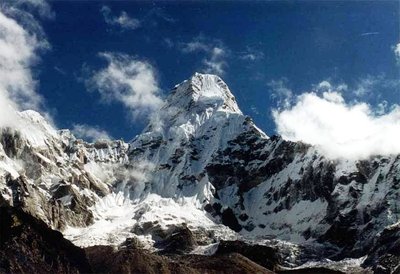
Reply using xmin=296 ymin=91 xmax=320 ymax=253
xmin=0 ymin=73 xmax=399 ymax=273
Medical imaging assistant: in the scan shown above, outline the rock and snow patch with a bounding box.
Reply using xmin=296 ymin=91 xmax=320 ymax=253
xmin=64 ymin=192 xmax=237 ymax=248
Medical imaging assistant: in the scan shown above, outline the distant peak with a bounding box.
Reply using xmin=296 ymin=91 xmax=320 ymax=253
xmin=18 ymin=110 xmax=47 ymax=124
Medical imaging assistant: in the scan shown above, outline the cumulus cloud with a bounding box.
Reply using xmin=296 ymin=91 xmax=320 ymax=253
xmin=86 ymin=52 xmax=163 ymax=120
xmin=101 ymin=5 xmax=140 ymax=31
xmin=0 ymin=0 xmax=50 ymax=128
xmin=72 ymin=124 xmax=112 ymax=142
xmin=273 ymin=90 xmax=400 ymax=160
xmin=180 ymin=36 xmax=228 ymax=75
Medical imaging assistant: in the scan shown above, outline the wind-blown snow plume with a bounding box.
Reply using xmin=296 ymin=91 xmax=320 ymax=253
xmin=72 ymin=124 xmax=112 ymax=141
xmin=273 ymin=91 xmax=400 ymax=160
xmin=181 ymin=36 xmax=228 ymax=75
xmin=203 ymin=47 xmax=226 ymax=75
xmin=0 ymin=0 xmax=50 ymax=128
xmin=86 ymin=52 xmax=163 ymax=120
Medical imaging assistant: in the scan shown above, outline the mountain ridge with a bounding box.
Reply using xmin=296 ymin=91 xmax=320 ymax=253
xmin=0 ymin=73 xmax=399 ymax=272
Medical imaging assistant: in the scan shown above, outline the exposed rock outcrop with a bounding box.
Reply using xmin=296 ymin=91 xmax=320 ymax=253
xmin=0 ymin=206 xmax=91 ymax=273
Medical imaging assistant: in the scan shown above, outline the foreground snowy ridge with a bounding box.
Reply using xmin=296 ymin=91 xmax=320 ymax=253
xmin=0 ymin=73 xmax=399 ymax=272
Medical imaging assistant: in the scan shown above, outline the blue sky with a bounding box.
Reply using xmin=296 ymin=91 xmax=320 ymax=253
xmin=4 ymin=0 xmax=400 ymax=142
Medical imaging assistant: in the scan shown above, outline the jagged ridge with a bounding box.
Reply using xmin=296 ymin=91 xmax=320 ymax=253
xmin=0 ymin=73 xmax=399 ymax=272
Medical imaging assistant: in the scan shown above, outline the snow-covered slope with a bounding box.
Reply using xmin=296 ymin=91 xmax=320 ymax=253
xmin=129 ymin=73 xmax=266 ymax=198
xmin=0 ymin=73 xmax=399 ymax=271
xmin=0 ymin=110 xmax=129 ymax=229
xmin=126 ymin=73 xmax=400 ymax=267
xmin=64 ymin=73 xmax=263 ymax=247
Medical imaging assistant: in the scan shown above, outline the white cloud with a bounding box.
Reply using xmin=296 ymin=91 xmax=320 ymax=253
xmin=180 ymin=36 xmax=228 ymax=75
xmin=240 ymin=53 xmax=259 ymax=61
xmin=350 ymin=75 xmax=400 ymax=98
xmin=394 ymin=43 xmax=400 ymax=63
xmin=101 ymin=5 xmax=140 ymax=30
xmin=203 ymin=46 xmax=226 ymax=75
xmin=316 ymin=81 xmax=333 ymax=91
xmin=239 ymin=47 xmax=264 ymax=61
xmin=273 ymin=90 xmax=400 ymax=160
xmin=0 ymin=1 xmax=50 ymax=129
xmin=313 ymin=80 xmax=347 ymax=94
xmin=353 ymin=75 xmax=381 ymax=97
xmin=268 ymin=78 xmax=293 ymax=109
xmin=181 ymin=41 xmax=209 ymax=53
xmin=72 ymin=124 xmax=112 ymax=141
xmin=86 ymin=52 xmax=163 ymax=120
xmin=2 ymin=0 xmax=53 ymax=19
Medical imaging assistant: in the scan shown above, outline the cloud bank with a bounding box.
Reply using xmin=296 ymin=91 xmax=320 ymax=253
xmin=86 ymin=52 xmax=163 ymax=120
xmin=273 ymin=90 xmax=400 ymax=160
xmin=0 ymin=0 xmax=50 ymax=128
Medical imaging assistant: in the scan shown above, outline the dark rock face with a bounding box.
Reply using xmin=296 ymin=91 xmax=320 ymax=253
xmin=85 ymin=245 xmax=180 ymax=274
xmin=0 ymin=205 xmax=277 ymax=274
xmin=0 ymin=121 xmax=132 ymax=234
xmin=215 ymin=240 xmax=279 ymax=271
xmin=206 ymin=130 xmax=400 ymax=262
xmin=0 ymin=206 xmax=356 ymax=274
xmin=85 ymin=245 xmax=275 ymax=274
xmin=221 ymin=208 xmax=242 ymax=232
xmin=0 ymin=206 xmax=91 ymax=274
xmin=156 ymin=225 xmax=198 ymax=254
xmin=0 ymin=128 xmax=24 ymax=158
xmin=363 ymin=224 xmax=400 ymax=274
xmin=176 ymin=253 xmax=275 ymax=274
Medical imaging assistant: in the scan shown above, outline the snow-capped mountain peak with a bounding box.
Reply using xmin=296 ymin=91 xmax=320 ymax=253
xmin=166 ymin=72 xmax=241 ymax=114
xmin=17 ymin=110 xmax=59 ymax=148
xmin=140 ymin=73 xmax=249 ymax=141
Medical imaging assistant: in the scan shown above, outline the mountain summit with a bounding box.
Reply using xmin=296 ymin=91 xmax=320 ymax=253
xmin=143 ymin=73 xmax=247 ymax=136
xmin=166 ymin=73 xmax=242 ymax=114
